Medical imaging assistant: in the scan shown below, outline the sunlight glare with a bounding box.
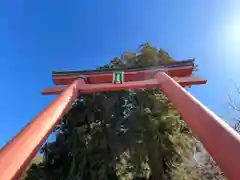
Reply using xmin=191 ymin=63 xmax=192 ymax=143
xmin=221 ymin=14 xmax=240 ymax=53
xmin=226 ymin=21 xmax=240 ymax=45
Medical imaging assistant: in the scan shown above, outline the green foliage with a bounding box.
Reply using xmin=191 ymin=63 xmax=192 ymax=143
xmin=20 ymin=156 xmax=43 ymax=180
xmin=25 ymin=43 xmax=216 ymax=180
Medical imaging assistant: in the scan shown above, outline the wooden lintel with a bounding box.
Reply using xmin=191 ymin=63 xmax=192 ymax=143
xmin=42 ymin=76 xmax=207 ymax=95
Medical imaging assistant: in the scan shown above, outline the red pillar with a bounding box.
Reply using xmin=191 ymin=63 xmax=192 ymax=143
xmin=155 ymin=72 xmax=240 ymax=180
xmin=0 ymin=79 xmax=85 ymax=180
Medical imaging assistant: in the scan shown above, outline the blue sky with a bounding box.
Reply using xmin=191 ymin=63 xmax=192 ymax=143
xmin=0 ymin=0 xmax=240 ymax=146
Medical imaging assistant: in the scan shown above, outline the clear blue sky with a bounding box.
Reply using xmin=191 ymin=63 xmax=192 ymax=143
xmin=0 ymin=0 xmax=240 ymax=146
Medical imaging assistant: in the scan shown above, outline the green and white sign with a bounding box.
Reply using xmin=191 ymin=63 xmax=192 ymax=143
xmin=113 ymin=72 xmax=124 ymax=84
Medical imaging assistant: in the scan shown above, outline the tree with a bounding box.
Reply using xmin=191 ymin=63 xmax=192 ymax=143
xmin=228 ymin=87 xmax=240 ymax=133
xmin=25 ymin=43 xmax=212 ymax=180
xmin=176 ymin=141 xmax=226 ymax=180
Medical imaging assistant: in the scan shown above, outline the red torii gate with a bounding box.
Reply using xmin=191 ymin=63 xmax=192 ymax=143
xmin=0 ymin=61 xmax=240 ymax=180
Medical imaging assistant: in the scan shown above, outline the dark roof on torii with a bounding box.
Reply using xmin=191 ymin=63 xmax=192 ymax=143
xmin=50 ymin=60 xmax=197 ymax=85
xmin=52 ymin=60 xmax=195 ymax=76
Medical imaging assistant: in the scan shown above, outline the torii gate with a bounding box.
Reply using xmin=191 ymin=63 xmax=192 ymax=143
xmin=0 ymin=61 xmax=240 ymax=180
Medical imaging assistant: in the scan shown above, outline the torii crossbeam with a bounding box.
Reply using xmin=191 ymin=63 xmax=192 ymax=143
xmin=0 ymin=60 xmax=240 ymax=180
